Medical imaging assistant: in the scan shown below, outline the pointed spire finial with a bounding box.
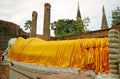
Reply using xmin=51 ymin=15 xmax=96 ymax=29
xmin=76 ymin=2 xmax=82 ymax=22
xmin=78 ymin=2 xmax=80 ymax=10
xmin=103 ymin=5 xmax=105 ymax=13
xmin=101 ymin=5 xmax=108 ymax=29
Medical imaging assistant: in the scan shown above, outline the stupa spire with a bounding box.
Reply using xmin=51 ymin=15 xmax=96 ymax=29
xmin=101 ymin=5 xmax=108 ymax=29
xmin=76 ymin=2 xmax=82 ymax=22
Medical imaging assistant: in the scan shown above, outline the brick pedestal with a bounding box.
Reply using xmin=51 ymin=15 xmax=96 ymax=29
xmin=0 ymin=61 xmax=9 ymax=79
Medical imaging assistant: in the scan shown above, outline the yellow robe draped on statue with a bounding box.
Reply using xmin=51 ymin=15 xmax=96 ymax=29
xmin=8 ymin=37 xmax=109 ymax=73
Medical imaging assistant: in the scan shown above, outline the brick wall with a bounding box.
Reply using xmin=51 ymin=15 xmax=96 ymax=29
xmin=54 ymin=24 xmax=120 ymax=40
xmin=0 ymin=20 xmax=28 ymax=49
xmin=0 ymin=20 xmax=19 ymax=30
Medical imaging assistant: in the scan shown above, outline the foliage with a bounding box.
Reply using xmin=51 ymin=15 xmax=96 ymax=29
xmin=112 ymin=7 xmax=120 ymax=26
xmin=51 ymin=19 xmax=90 ymax=38
xmin=82 ymin=17 xmax=90 ymax=30
xmin=24 ymin=20 xmax=32 ymax=32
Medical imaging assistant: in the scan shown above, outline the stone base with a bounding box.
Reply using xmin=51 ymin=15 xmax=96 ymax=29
xmin=111 ymin=74 xmax=120 ymax=79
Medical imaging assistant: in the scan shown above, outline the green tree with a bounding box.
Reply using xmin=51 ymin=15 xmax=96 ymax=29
xmin=24 ymin=20 xmax=32 ymax=32
xmin=82 ymin=17 xmax=90 ymax=31
xmin=51 ymin=18 xmax=90 ymax=38
xmin=112 ymin=7 xmax=120 ymax=26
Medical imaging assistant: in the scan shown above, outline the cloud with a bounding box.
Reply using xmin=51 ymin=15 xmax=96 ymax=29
xmin=0 ymin=0 xmax=120 ymax=35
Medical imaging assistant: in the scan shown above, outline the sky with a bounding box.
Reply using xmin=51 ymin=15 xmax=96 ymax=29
xmin=0 ymin=0 xmax=120 ymax=36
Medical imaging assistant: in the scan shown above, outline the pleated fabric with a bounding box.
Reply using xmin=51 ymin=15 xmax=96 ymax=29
xmin=8 ymin=37 xmax=109 ymax=73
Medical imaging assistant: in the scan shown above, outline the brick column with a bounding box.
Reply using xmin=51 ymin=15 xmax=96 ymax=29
xmin=108 ymin=29 xmax=120 ymax=79
xmin=31 ymin=11 xmax=37 ymax=37
xmin=43 ymin=3 xmax=51 ymax=40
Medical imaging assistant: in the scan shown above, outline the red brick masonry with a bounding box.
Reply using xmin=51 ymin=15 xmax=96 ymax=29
xmin=0 ymin=61 xmax=9 ymax=79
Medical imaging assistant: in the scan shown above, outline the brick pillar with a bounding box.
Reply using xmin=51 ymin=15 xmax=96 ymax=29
xmin=43 ymin=3 xmax=51 ymax=40
xmin=108 ymin=29 xmax=120 ymax=79
xmin=31 ymin=11 xmax=37 ymax=37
